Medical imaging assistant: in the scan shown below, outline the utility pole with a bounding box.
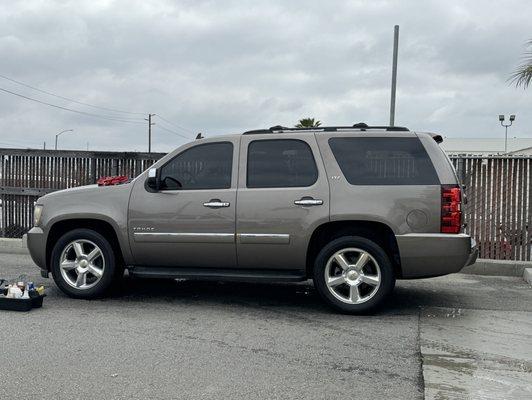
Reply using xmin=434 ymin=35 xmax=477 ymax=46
xmin=145 ymin=113 xmax=155 ymax=153
xmin=43 ymin=141 xmax=46 ymax=150
xmin=389 ymin=25 xmax=399 ymax=127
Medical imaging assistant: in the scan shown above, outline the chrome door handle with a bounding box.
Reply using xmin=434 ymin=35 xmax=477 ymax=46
xmin=203 ymin=199 xmax=230 ymax=208
xmin=294 ymin=198 xmax=323 ymax=206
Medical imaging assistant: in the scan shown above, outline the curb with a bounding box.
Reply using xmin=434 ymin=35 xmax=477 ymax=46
xmin=461 ymin=259 xmax=530 ymax=277
xmin=0 ymin=237 xmax=28 ymax=255
xmin=524 ymin=268 xmax=532 ymax=285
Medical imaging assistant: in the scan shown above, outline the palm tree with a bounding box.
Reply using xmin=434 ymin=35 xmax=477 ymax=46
xmin=510 ymin=39 xmax=532 ymax=89
xmin=295 ymin=118 xmax=321 ymax=128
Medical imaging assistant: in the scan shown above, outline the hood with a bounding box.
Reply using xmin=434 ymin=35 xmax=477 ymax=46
xmin=37 ymin=182 xmax=132 ymax=204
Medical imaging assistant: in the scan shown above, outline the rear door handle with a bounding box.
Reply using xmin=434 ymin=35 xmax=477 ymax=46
xmin=294 ymin=198 xmax=323 ymax=206
xmin=203 ymin=199 xmax=230 ymax=208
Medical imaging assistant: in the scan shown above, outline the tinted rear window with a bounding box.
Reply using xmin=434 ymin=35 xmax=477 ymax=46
xmin=328 ymin=137 xmax=439 ymax=185
xmin=247 ymin=139 xmax=318 ymax=188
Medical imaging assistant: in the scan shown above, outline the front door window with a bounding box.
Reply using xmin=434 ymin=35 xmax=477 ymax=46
xmin=159 ymin=142 xmax=233 ymax=190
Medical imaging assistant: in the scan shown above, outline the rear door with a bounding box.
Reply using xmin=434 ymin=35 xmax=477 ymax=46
xmin=236 ymin=133 xmax=329 ymax=270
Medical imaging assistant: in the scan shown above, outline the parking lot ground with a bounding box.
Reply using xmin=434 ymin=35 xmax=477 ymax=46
xmin=0 ymin=252 xmax=531 ymax=400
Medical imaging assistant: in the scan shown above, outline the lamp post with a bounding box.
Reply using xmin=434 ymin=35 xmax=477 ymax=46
xmin=499 ymin=115 xmax=515 ymax=154
xmin=55 ymin=129 xmax=74 ymax=150
xmin=389 ymin=25 xmax=399 ymax=127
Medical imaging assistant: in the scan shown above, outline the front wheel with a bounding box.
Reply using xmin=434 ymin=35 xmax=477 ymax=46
xmin=50 ymin=229 xmax=117 ymax=299
xmin=313 ymin=236 xmax=395 ymax=314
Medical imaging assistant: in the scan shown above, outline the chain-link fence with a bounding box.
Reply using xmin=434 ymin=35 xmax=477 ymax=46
xmin=0 ymin=148 xmax=164 ymax=238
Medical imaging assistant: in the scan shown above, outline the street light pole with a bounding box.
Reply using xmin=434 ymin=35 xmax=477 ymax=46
xmin=55 ymin=129 xmax=74 ymax=150
xmin=499 ymin=115 xmax=516 ymax=154
xmin=389 ymin=25 xmax=400 ymax=127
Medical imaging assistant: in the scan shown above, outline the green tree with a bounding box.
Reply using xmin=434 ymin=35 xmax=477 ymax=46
xmin=295 ymin=118 xmax=321 ymax=128
xmin=510 ymin=39 xmax=532 ymax=89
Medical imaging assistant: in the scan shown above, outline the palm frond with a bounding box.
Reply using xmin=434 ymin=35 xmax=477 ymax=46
xmin=295 ymin=118 xmax=321 ymax=128
xmin=510 ymin=65 xmax=532 ymax=88
xmin=509 ymin=39 xmax=532 ymax=89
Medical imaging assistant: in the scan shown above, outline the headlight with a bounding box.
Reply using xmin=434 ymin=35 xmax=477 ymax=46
xmin=33 ymin=205 xmax=43 ymax=226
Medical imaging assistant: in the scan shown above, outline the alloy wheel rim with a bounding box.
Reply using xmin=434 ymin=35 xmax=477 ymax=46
xmin=59 ymin=239 xmax=105 ymax=290
xmin=324 ymin=247 xmax=381 ymax=305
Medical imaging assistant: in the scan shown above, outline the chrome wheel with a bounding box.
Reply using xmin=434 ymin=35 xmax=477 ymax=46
xmin=324 ymin=247 xmax=381 ymax=304
xmin=59 ymin=239 xmax=105 ymax=290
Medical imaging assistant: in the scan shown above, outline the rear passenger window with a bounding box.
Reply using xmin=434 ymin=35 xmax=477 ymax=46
xmin=247 ymin=139 xmax=318 ymax=188
xmin=329 ymin=137 xmax=439 ymax=185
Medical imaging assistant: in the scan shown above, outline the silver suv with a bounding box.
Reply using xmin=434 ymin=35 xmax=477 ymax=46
xmin=26 ymin=124 xmax=478 ymax=313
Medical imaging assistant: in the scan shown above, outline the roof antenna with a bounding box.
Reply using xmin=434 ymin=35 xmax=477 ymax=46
xmin=269 ymin=125 xmax=289 ymax=131
xmin=352 ymin=122 xmax=369 ymax=130
xmin=196 ymin=133 xmax=204 ymax=140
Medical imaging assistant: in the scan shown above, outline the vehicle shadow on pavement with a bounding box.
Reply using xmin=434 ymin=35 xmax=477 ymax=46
xmin=91 ymin=276 xmax=459 ymax=316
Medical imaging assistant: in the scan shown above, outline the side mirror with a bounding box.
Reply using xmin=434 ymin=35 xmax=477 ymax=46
xmin=146 ymin=168 xmax=159 ymax=191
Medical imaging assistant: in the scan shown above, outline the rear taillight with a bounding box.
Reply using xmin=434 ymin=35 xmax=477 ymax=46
xmin=441 ymin=185 xmax=462 ymax=234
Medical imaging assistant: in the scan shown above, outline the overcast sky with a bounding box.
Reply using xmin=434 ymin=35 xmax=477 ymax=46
xmin=0 ymin=0 xmax=531 ymax=152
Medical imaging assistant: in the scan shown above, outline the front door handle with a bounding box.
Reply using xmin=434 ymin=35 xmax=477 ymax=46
xmin=203 ymin=199 xmax=230 ymax=208
xmin=294 ymin=198 xmax=323 ymax=206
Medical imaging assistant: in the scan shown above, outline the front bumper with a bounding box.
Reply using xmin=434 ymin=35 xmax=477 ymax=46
xmin=396 ymin=233 xmax=477 ymax=279
xmin=25 ymin=227 xmax=48 ymax=276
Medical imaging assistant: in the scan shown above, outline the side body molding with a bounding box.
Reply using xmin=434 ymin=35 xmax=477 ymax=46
xmin=133 ymin=232 xmax=291 ymax=245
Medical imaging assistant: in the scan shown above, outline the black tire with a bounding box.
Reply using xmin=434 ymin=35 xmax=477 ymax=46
xmin=50 ymin=228 xmax=117 ymax=299
xmin=313 ymin=236 xmax=395 ymax=314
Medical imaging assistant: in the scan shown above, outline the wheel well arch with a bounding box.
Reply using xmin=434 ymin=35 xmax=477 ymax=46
xmin=45 ymin=218 xmax=124 ymax=271
xmin=306 ymin=220 xmax=402 ymax=278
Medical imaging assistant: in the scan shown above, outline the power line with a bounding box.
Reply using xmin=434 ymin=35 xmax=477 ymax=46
xmin=0 ymin=136 xmax=42 ymax=144
xmin=0 ymin=74 xmax=198 ymax=143
xmin=155 ymin=115 xmax=195 ymax=134
xmin=156 ymin=124 xmax=192 ymax=140
xmin=0 ymin=73 xmax=145 ymax=115
xmin=0 ymin=87 xmax=145 ymax=124
xmin=0 ymin=141 xmax=39 ymax=148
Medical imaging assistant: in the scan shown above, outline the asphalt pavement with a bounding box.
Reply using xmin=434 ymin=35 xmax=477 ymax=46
xmin=0 ymin=253 xmax=531 ymax=400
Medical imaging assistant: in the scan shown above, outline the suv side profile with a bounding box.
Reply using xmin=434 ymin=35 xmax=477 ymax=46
xmin=26 ymin=124 xmax=478 ymax=313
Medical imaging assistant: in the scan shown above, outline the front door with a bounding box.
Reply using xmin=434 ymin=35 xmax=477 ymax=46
xmin=129 ymin=139 xmax=238 ymax=268
xmin=236 ymin=134 xmax=330 ymax=270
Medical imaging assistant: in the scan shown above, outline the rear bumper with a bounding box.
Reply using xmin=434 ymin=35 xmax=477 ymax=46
xmin=396 ymin=233 xmax=477 ymax=279
xmin=465 ymin=239 xmax=478 ymax=267
xmin=26 ymin=227 xmax=48 ymax=274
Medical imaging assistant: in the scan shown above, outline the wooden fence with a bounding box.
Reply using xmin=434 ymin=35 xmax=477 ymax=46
xmin=452 ymin=156 xmax=531 ymax=261
xmin=0 ymin=148 xmax=164 ymax=238
xmin=1 ymin=149 xmax=531 ymax=261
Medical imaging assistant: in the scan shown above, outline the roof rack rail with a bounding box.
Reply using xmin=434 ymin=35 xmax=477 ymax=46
xmin=352 ymin=122 xmax=409 ymax=131
xmin=242 ymin=123 xmax=409 ymax=135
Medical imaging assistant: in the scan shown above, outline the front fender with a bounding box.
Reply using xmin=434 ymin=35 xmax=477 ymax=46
xmin=36 ymin=183 xmax=134 ymax=266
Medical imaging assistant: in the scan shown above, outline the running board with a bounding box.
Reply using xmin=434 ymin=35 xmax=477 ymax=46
xmin=128 ymin=267 xmax=307 ymax=283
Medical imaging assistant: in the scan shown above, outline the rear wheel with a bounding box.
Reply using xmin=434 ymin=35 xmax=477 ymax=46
xmin=51 ymin=229 xmax=116 ymax=299
xmin=313 ymin=236 xmax=395 ymax=314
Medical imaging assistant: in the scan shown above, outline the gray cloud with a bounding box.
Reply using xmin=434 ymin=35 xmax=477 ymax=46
xmin=0 ymin=0 xmax=531 ymax=152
